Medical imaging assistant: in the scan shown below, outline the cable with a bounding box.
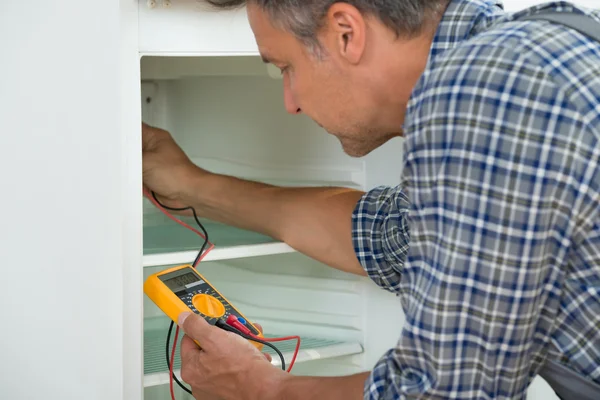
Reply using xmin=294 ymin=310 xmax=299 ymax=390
xmin=166 ymin=320 xmax=192 ymax=396
xmin=169 ymin=322 xmax=184 ymax=398
xmin=223 ymin=315 xmax=302 ymax=373
xmin=254 ymin=339 xmax=287 ymax=371
xmin=251 ymin=334 xmax=302 ymax=373
xmin=145 ymin=188 xmax=211 ymax=397
xmin=145 ymin=189 xmax=213 ymax=266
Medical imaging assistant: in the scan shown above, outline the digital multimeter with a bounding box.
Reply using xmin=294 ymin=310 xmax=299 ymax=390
xmin=144 ymin=264 xmax=264 ymax=349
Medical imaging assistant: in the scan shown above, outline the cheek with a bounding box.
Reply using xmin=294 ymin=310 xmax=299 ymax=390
xmin=290 ymin=70 xmax=321 ymax=108
xmin=286 ymin=67 xmax=334 ymax=120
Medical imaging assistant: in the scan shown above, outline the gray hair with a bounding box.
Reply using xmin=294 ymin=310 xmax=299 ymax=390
xmin=206 ymin=0 xmax=449 ymax=54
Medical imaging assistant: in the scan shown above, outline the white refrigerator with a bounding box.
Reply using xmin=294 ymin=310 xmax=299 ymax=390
xmin=2 ymin=0 xmax=596 ymax=399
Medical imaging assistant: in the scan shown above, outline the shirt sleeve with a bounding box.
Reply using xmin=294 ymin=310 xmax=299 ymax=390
xmin=351 ymin=185 xmax=410 ymax=294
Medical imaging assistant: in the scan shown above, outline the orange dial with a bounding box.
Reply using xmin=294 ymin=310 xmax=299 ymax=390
xmin=192 ymin=293 xmax=226 ymax=318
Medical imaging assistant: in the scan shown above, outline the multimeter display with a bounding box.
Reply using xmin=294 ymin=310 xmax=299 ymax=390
xmin=160 ymin=271 xmax=202 ymax=293
xmin=145 ymin=264 xmax=261 ymax=338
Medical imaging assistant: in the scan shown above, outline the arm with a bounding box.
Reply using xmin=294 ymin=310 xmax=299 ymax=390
xmin=266 ymin=372 xmax=369 ymax=400
xmin=142 ymin=123 xmax=366 ymax=275
xmin=183 ymin=170 xmax=367 ymax=275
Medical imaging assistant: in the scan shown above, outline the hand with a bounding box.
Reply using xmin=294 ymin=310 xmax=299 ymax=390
xmin=142 ymin=123 xmax=204 ymax=211
xmin=184 ymin=321 xmax=272 ymax=400
xmin=178 ymin=312 xmax=287 ymax=400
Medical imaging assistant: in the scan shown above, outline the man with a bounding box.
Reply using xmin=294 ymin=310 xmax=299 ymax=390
xmin=142 ymin=0 xmax=600 ymax=398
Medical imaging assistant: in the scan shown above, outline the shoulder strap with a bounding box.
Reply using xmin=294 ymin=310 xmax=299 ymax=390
xmin=518 ymin=10 xmax=600 ymax=43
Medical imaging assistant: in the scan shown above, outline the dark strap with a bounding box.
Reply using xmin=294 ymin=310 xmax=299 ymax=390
xmin=518 ymin=10 xmax=600 ymax=43
xmin=538 ymin=359 xmax=600 ymax=400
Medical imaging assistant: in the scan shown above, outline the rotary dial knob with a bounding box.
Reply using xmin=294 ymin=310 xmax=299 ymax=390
xmin=192 ymin=293 xmax=226 ymax=318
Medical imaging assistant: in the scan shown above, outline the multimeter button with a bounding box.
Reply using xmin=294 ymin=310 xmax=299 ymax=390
xmin=192 ymin=294 xmax=226 ymax=318
xmin=238 ymin=317 xmax=247 ymax=325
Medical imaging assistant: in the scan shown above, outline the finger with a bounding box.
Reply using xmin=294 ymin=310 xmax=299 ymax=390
xmin=253 ymin=323 xmax=269 ymax=362
xmin=178 ymin=312 xmax=215 ymax=347
xmin=142 ymin=186 xmax=153 ymax=199
xmin=250 ymin=324 xmax=270 ymax=361
xmin=180 ymin=334 xmax=207 ymax=379
xmin=141 ymin=123 xmax=156 ymax=150
xmin=180 ymin=333 xmax=201 ymax=355
xmin=192 ymin=390 xmax=222 ymax=400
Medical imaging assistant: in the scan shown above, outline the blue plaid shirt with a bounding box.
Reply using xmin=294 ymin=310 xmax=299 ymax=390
xmin=352 ymin=0 xmax=600 ymax=398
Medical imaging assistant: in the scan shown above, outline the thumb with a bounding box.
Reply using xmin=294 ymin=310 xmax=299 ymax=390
xmin=178 ymin=312 xmax=214 ymax=347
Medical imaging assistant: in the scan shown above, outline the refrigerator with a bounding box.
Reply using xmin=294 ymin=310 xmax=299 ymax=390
xmin=1 ymin=0 xmax=596 ymax=399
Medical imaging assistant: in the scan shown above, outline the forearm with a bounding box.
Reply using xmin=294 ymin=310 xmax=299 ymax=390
xmin=182 ymin=168 xmax=366 ymax=275
xmin=265 ymin=372 xmax=369 ymax=400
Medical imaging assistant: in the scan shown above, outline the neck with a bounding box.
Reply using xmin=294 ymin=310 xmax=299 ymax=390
xmin=377 ymin=9 xmax=445 ymax=131
xmin=375 ymin=35 xmax=438 ymax=133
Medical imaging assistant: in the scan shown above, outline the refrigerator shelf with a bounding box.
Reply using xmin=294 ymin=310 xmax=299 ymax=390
xmin=143 ymin=320 xmax=364 ymax=387
xmin=143 ymin=242 xmax=295 ymax=267
xmin=143 ymin=212 xmax=295 ymax=267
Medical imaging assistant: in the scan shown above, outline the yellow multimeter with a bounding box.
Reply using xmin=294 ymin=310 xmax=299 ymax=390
xmin=144 ymin=264 xmax=264 ymax=350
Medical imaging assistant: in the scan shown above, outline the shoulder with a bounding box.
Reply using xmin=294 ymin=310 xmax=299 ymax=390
xmin=407 ymin=2 xmax=600 ymax=132
xmin=401 ymin=2 xmax=600 ymax=197
xmin=442 ymin=1 xmax=600 ymax=69
xmin=404 ymin=3 xmax=600 ymax=155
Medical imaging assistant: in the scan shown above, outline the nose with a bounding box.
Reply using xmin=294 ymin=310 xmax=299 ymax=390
xmin=283 ymin=74 xmax=302 ymax=115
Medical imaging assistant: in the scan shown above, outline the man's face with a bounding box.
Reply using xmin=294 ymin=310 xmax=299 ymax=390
xmin=247 ymin=3 xmax=410 ymax=157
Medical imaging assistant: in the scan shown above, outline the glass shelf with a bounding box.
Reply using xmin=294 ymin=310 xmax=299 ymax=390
xmin=143 ymin=317 xmax=364 ymax=387
xmin=143 ymin=211 xmax=295 ymax=266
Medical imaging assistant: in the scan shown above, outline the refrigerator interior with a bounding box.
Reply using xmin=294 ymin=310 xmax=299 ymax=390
xmin=139 ymin=54 xmax=406 ymax=398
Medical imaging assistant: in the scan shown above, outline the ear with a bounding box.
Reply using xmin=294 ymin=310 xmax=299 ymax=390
xmin=325 ymin=3 xmax=366 ymax=64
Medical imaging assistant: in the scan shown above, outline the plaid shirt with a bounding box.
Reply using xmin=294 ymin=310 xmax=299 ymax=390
xmin=352 ymin=0 xmax=600 ymax=399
